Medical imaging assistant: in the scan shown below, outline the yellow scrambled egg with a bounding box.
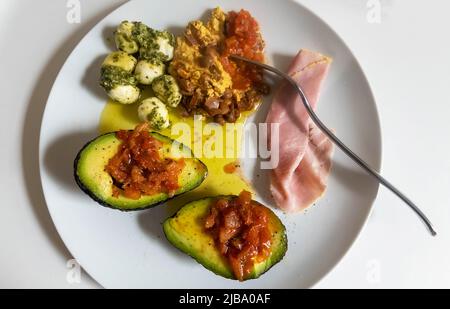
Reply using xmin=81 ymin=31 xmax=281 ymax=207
xmin=169 ymin=7 xmax=232 ymax=99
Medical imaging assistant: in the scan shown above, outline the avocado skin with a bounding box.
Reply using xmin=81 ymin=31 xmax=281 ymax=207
xmin=163 ymin=196 xmax=288 ymax=281
xmin=73 ymin=131 xmax=208 ymax=212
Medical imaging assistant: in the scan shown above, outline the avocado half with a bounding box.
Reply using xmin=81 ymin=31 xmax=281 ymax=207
xmin=74 ymin=131 xmax=208 ymax=211
xmin=163 ymin=197 xmax=288 ymax=281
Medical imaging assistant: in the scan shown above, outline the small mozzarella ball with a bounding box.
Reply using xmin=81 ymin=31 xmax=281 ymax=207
xmin=108 ymin=85 xmax=141 ymax=104
xmin=152 ymin=75 xmax=182 ymax=108
xmin=155 ymin=35 xmax=174 ymax=61
xmin=139 ymin=30 xmax=175 ymax=62
xmin=116 ymin=21 xmax=134 ymax=37
xmin=138 ymin=97 xmax=170 ymax=130
xmin=115 ymin=34 xmax=139 ymax=55
xmin=102 ymin=51 xmax=137 ymax=73
xmin=135 ymin=59 xmax=165 ymax=85
xmin=115 ymin=21 xmax=139 ymax=54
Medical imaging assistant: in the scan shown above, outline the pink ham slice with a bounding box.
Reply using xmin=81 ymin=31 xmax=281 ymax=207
xmin=266 ymin=49 xmax=333 ymax=212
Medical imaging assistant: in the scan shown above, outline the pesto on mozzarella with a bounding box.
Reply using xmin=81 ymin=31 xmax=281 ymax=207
xmin=152 ymin=75 xmax=182 ymax=108
xmin=135 ymin=59 xmax=165 ymax=85
xmin=114 ymin=21 xmax=139 ymax=54
xmin=102 ymin=51 xmax=137 ymax=73
xmin=138 ymin=97 xmax=170 ymax=130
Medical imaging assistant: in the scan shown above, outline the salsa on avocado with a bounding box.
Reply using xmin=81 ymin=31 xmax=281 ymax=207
xmin=105 ymin=123 xmax=185 ymax=199
xmin=204 ymin=190 xmax=272 ymax=281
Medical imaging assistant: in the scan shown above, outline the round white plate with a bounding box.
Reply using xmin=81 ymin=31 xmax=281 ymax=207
xmin=39 ymin=0 xmax=381 ymax=288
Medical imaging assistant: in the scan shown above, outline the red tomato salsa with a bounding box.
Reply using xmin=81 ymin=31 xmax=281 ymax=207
xmin=105 ymin=123 xmax=185 ymax=200
xmin=220 ymin=9 xmax=266 ymax=90
xmin=223 ymin=161 xmax=239 ymax=174
xmin=204 ymin=190 xmax=272 ymax=281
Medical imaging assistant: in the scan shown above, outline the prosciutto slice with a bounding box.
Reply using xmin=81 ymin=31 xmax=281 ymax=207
xmin=266 ymin=49 xmax=333 ymax=212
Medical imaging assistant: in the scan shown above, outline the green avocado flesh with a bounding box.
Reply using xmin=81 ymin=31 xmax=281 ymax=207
xmin=74 ymin=132 xmax=208 ymax=211
xmin=163 ymin=197 xmax=288 ymax=281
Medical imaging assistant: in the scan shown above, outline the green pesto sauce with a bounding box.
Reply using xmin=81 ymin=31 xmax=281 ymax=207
xmin=100 ymin=66 xmax=137 ymax=91
xmin=147 ymin=108 xmax=167 ymax=130
xmin=131 ymin=22 xmax=174 ymax=62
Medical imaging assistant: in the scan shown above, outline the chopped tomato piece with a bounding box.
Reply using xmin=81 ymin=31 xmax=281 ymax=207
xmin=105 ymin=123 xmax=185 ymax=200
xmin=223 ymin=162 xmax=240 ymax=174
xmin=221 ymin=10 xmax=266 ymax=90
xmin=204 ymin=190 xmax=272 ymax=281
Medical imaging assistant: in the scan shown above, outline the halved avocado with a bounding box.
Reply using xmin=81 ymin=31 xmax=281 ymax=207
xmin=163 ymin=197 xmax=287 ymax=281
xmin=74 ymin=132 xmax=207 ymax=211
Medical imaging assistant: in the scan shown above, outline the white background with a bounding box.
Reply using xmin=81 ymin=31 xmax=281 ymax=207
xmin=0 ymin=0 xmax=449 ymax=289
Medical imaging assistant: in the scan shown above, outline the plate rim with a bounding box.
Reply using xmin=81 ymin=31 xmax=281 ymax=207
xmin=290 ymin=2 xmax=384 ymax=288
xmin=38 ymin=0 xmax=383 ymax=288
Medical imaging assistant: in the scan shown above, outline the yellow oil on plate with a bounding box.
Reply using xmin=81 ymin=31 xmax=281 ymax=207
xmin=99 ymin=92 xmax=254 ymax=209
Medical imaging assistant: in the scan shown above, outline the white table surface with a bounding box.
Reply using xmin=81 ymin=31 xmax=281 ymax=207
xmin=1 ymin=0 xmax=449 ymax=289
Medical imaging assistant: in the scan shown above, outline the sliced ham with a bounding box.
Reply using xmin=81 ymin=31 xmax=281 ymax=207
xmin=266 ymin=49 xmax=333 ymax=212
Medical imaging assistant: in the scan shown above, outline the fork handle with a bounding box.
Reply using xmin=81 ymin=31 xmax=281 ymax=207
xmin=232 ymin=55 xmax=437 ymax=236
xmin=287 ymin=78 xmax=436 ymax=236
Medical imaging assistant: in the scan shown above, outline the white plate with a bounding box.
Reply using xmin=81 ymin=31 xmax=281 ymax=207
xmin=39 ymin=0 xmax=381 ymax=288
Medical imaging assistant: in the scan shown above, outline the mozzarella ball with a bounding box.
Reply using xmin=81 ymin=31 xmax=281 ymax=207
xmin=102 ymin=51 xmax=137 ymax=73
xmin=108 ymin=85 xmax=141 ymax=105
xmin=151 ymin=75 xmax=182 ymax=108
xmin=138 ymin=97 xmax=170 ymax=130
xmin=135 ymin=59 xmax=165 ymax=85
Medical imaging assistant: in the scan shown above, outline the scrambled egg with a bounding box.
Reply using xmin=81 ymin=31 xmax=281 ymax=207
xmin=169 ymin=8 xmax=232 ymax=99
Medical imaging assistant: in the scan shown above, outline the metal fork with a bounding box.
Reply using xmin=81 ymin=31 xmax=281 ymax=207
xmin=231 ymin=54 xmax=437 ymax=237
